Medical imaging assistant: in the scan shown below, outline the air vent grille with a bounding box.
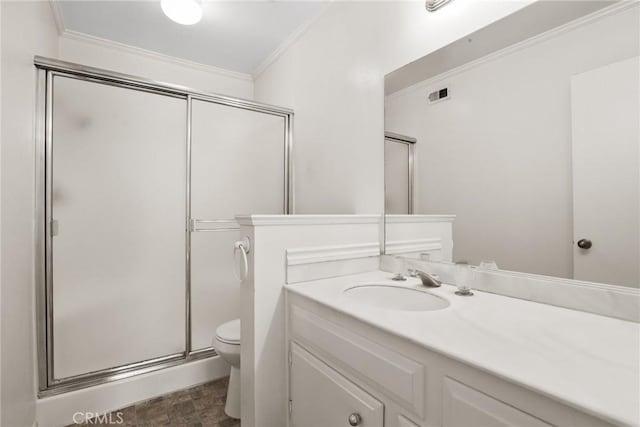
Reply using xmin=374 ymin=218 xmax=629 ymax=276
xmin=428 ymin=87 xmax=450 ymax=104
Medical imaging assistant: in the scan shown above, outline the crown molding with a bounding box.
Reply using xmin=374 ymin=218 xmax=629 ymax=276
xmin=253 ymin=2 xmax=331 ymax=79
xmin=385 ymin=238 xmax=443 ymax=255
xmin=386 ymin=0 xmax=639 ymax=102
xmin=50 ymin=0 xmax=251 ymax=82
xmin=48 ymin=0 xmax=65 ymax=35
xmin=287 ymin=242 xmax=380 ymax=266
xmin=49 ymin=0 xmax=329 ymax=83
xmin=59 ymin=30 xmax=253 ymax=82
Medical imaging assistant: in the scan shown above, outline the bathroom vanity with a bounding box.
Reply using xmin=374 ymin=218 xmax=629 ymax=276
xmin=285 ymin=272 xmax=640 ymax=427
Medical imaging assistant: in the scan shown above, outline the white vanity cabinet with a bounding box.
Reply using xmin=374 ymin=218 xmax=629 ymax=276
xmin=286 ymin=294 xmax=618 ymax=427
xmin=290 ymin=343 xmax=384 ymax=427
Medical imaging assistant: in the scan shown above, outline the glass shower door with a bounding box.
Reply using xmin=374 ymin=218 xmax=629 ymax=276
xmin=384 ymin=137 xmax=413 ymax=215
xmin=50 ymin=75 xmax=188 ymax=380
xmin=189 ymin=99 xmax=287 ymax=351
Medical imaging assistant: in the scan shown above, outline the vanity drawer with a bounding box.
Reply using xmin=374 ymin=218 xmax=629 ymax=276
xmin=290 ymin=305 xmax=425 ymax=417
xmin=443 ymin=377 xmax=552 ymax=427
xmin=290 ymin=342 xmax=384 ymax=427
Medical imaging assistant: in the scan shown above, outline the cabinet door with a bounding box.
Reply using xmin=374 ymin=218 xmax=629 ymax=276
xmin=443 ymin=378 xmax=552 ymax=427
xmin=290 ymin=343 xmax=384 ymax=427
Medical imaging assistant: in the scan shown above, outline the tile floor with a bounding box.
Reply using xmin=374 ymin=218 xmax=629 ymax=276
xmin=69 ymin=377 xmax=239 ymax=427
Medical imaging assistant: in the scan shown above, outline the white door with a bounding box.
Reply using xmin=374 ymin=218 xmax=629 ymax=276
xmin=290 ymin=343 xmax=384 ymax=427
xmin=571 ymin=57 xmax=640 ymax=287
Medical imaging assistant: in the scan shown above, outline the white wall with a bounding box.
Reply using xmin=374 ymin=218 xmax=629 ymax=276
xmin=385 ymin=5 xmax=639 ymax=278
xmin=57 ymin=34 xmax=254 ymax=99
xmin=237 ymin=215 xmax=382 ymax=427
xmin=254 ymin=0 xmax=535 ymax=214
xmin=1 ymin=1 xmax=59 ymax=425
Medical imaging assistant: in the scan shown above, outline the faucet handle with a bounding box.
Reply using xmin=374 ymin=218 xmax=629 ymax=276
xmin=391 ymin=272 xmax=407 ymax=281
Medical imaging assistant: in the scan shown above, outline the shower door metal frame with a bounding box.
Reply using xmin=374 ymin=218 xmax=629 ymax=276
xmin=382 ymin=132 xmax=416 ymax=255
xmin=34 ymin=56 xmax=294 ymax=397
xmin=384 ymin=131 xmax=416 ymax=215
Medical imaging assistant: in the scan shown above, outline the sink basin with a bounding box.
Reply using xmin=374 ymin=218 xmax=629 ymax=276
xmin=343 ymin=284 xmax=450 ymax=311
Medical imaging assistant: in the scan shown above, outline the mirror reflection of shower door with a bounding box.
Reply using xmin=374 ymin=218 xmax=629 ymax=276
xmin=190 ymin=99 xmax=287 ymax=351
xmin=384 ymin=133 xmax=415 ymax=215
xmin=50 ymin=76 xmax=187 ymax=379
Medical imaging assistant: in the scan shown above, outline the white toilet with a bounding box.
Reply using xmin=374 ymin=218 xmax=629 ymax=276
xmin=212 ymin=319 xmax=241 ymax=419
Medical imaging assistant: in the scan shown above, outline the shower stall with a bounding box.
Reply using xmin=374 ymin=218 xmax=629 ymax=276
xmin=34 ymin=57 xmax=293 ymax=395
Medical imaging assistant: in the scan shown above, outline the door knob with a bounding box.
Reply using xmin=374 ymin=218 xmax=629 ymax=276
xmin=577 ymin=239 xmax=592 ymax=249
xmin=348 ymin=413 xmax=362 ymax=426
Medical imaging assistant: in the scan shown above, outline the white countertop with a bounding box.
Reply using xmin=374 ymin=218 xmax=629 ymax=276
xmin=285 ymin=271 xmax=640 ymax=427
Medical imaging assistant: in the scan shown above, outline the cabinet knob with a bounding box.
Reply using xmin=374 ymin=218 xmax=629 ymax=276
xmin=348 ymin=413 xmax=362 ymax=426
xmin=577 ymin=238 xmax=592 ymax=249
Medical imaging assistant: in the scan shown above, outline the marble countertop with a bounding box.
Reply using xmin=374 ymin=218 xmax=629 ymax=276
xmin=285 ymin=270 xmax=640 ymax=427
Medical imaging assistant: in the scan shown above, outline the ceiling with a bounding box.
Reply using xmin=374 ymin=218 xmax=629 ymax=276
xmin=56 ymin=1 xmax=328 ymax=75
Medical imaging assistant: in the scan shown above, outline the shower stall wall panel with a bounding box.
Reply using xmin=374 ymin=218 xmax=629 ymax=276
xmin=189 ymin=99 xmax=286 ymax=351
xmin=51 ymin=76 xmax=187 ymax=379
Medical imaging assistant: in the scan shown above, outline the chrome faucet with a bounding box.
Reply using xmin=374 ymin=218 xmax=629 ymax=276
xmin=408 ymin=269 xmax=441 ymax=288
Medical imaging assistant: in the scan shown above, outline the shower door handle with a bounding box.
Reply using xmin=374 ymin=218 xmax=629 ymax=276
xmin=190 ymin=218 xmax=239 ymax=232
xmin=50 ymin=220 xmax=59 ymax=237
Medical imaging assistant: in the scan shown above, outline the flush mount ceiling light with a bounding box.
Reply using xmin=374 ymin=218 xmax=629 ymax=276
xmin=426 ymin=0 xmax=454 ymax=12
xmin=161 ymin=0 xmax=203 ymax=25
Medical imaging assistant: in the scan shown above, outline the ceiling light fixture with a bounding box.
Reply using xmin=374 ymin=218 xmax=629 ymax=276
xmin=425 ymin=0 xmax=454 ymax=12
xmin=161 ymin=0 xmax=203 ymax=25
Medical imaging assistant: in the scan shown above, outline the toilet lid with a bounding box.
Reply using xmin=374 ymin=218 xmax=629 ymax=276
xmin=216 ymin=319 xmax=240 ymax=344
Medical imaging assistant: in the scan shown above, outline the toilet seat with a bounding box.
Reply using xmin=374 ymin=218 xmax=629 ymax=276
xmin=215 ymin=319 xmax=240 ymax=345
xmin=211 ymin=318 xmax=241 ymax=419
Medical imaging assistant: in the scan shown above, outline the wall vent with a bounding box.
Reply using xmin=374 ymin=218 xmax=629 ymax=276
xmin=428 ymin=87 xmax=450 ymax=104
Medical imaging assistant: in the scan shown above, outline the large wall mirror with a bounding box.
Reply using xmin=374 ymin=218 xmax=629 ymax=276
xmin=384 ymin=0 xmax=639 ymax=288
